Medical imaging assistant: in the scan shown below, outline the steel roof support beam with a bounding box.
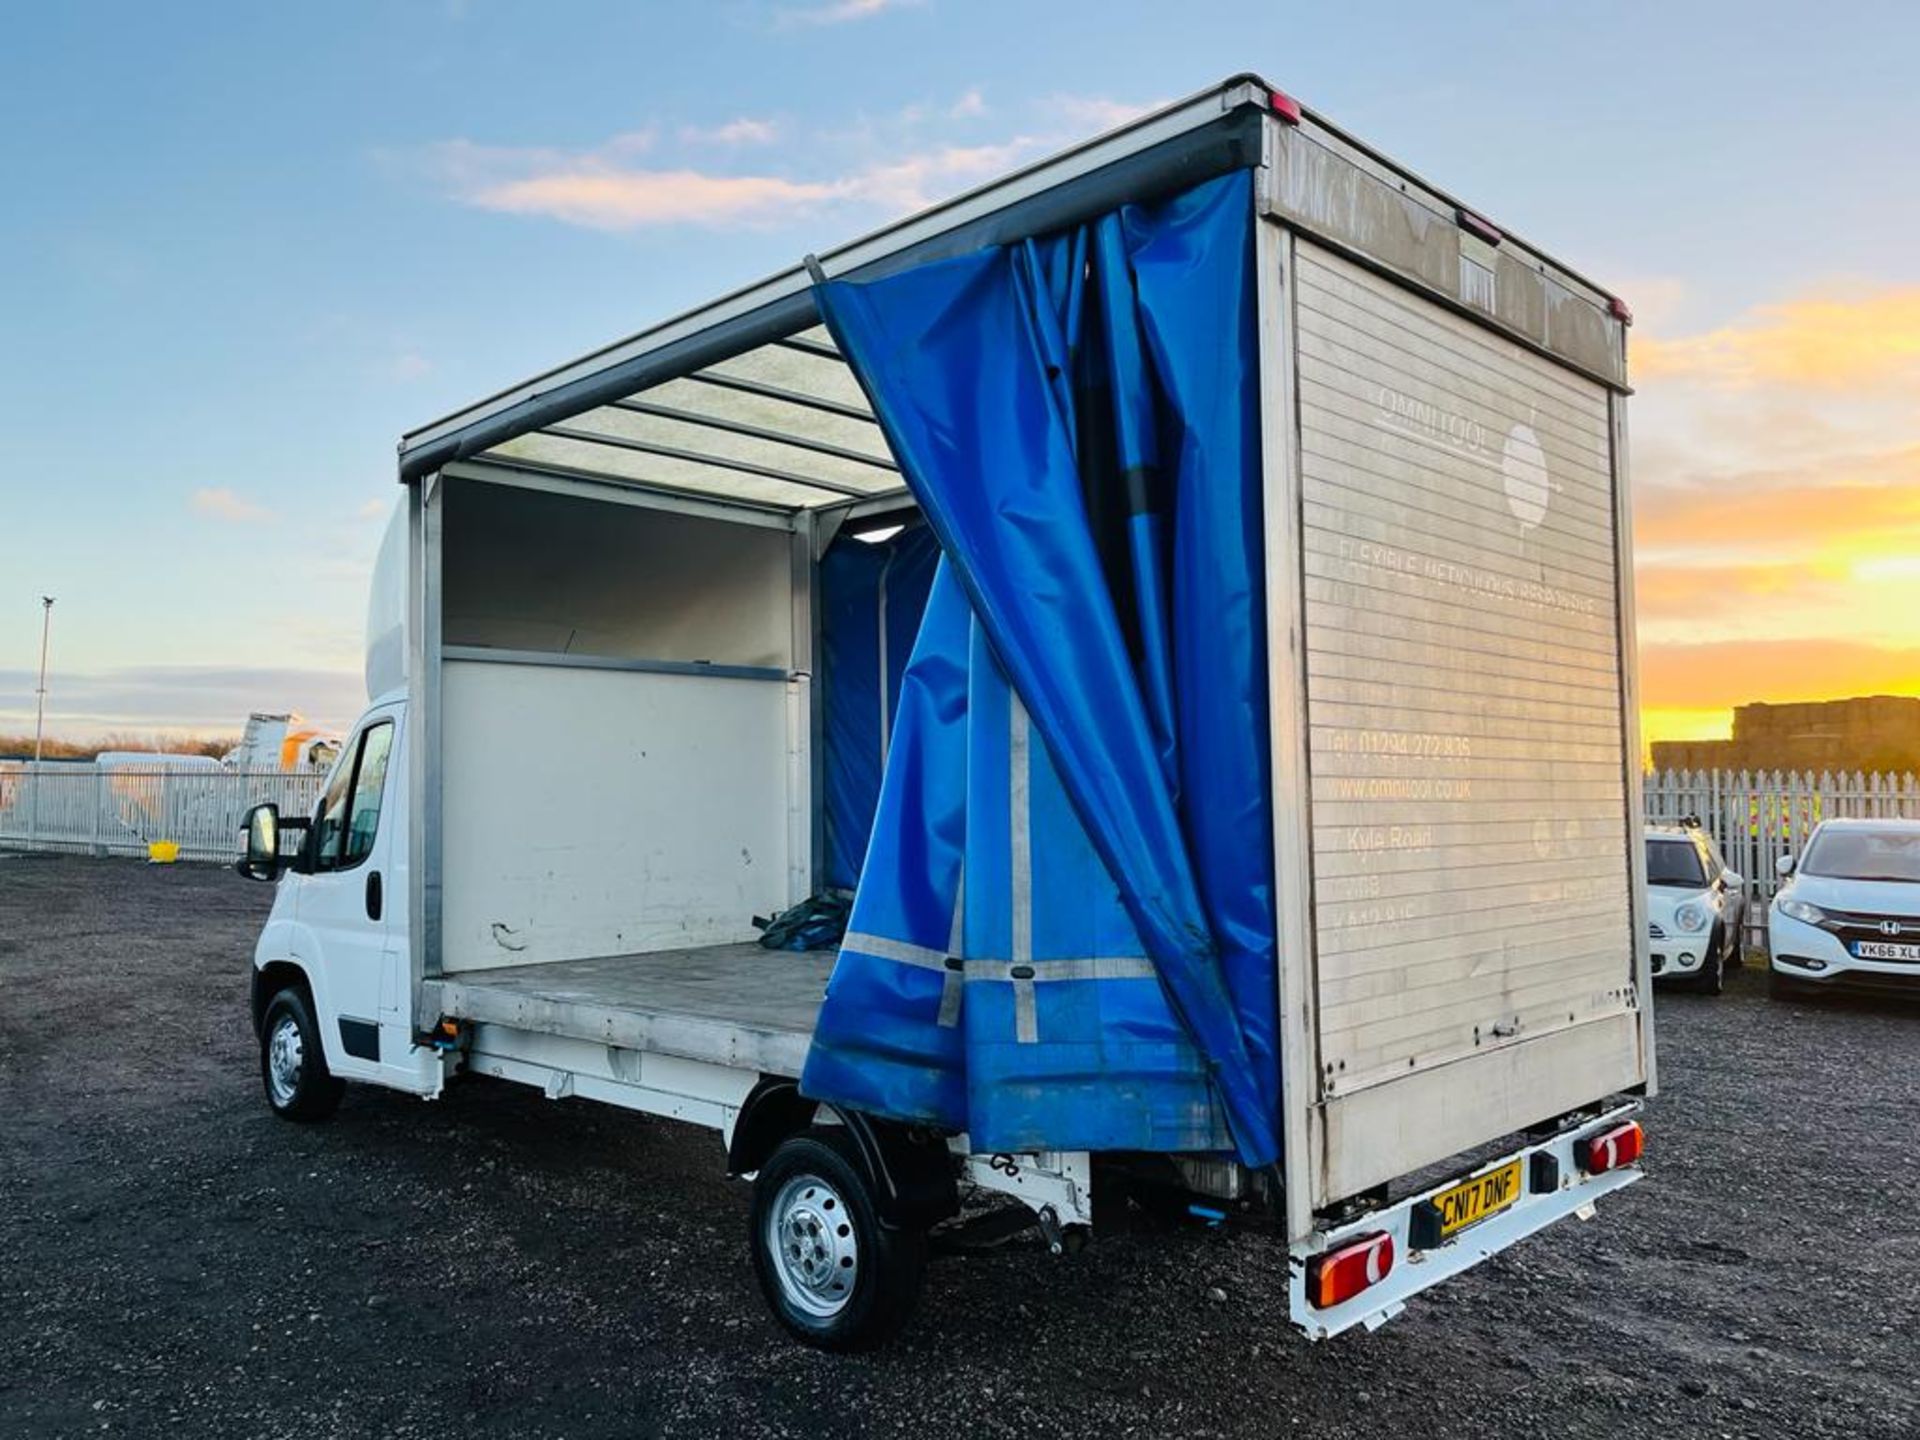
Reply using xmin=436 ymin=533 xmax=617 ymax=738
xmin=538 ymin=423 xmax=879 ymax=500
xmin=606 ymin=398 xmax=899 ymax=474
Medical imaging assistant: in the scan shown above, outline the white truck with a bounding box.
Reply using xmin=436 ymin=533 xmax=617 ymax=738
xmin=222 ymin=712 xmax=343 ymax=773
xmin=237 ymin=74 xmax=1654 ymax=1350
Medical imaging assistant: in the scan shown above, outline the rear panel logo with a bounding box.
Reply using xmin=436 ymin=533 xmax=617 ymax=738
xmin=1501 ymin=423 xmax=1551 ymax=531
xmin=1372 ymin=384 xmax=1554 ymax=533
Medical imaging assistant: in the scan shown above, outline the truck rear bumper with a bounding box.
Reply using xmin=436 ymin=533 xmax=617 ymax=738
xmin=1289 ymin=1102 xmax=1644 ymax=1338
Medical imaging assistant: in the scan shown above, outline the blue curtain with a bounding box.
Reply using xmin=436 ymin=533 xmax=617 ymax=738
xmin=819 ymin=525 xmax=939 ymax=890
xmin=801 ymin=170 xmax=1280 ymax=1167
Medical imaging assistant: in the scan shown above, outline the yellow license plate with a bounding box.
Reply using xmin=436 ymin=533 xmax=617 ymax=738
xmin=1431 ymin=1159 xmax=1524 ymax=1238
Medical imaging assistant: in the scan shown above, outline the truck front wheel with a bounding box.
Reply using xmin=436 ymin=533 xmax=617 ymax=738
xmin=749 ymin=1132 xmax=925 ymax=1351
xmin=260 ymin=986 xmax=345 ymax=1122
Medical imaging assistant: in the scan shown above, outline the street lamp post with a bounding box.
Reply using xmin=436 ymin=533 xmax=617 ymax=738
xmin=28 ymin=596 xmax=54 ymax=846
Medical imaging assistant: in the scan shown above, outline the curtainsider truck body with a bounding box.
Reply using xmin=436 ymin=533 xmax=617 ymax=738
xmin=238 ymin=74 xmax=1653 ymax=1349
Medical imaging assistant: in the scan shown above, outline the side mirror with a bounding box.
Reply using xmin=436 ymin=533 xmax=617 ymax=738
xmin=237 ymin=802 xmax=284 ymax=882
xmin=1775 ymin=854 xmax=1795 ymax=879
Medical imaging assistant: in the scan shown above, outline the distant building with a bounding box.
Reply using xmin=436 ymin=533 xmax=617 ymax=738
xmin=1651 ymin=695 xmax=1920 ymax=775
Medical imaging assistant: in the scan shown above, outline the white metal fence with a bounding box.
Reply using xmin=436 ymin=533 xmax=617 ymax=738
xmin=1643 ymin=768 xmax=1920 ymax=944
xmin=3 ymin=761 xmax=1909 ymax=918
xmin=0 ymin=766 xmax=327 ymax=863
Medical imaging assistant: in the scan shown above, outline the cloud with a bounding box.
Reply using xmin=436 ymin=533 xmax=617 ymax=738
xmin=1624 ymin=282 xmax=1920 ymax=734
xmin=1605 ymin=274 xmax=1689 ymax=334
xmin=679 ymin=117 xmax=779 ymax=146
xmin=0 ymin=665 xmax=367 ymax=741
xmin=192 ymin=487 xmax=272 ymax=523
xmin=1040 ymin=94 xmax=1164 ymax=132
xmin=1637 ymin=639 xmax=1920 ymax=713
xmin=1636 ymin=286 xmax=1920 ymax=390
xmin=381 ymin=350 xmax=433 ymax=382
xmin=774 ymin=0 xmax=920 ymax=26
xmin=412 ymin=85 xmax=1172 ymax=236
xmin=1635 ymin=450 xmax=1920 ymax=555
xmin=426 ymin=131 xmax=1042 ymax=230
xmin=835 ymin=138 xmax=1038 ymax=214
xmin=468 ymin=166 xmax=841 ymax=229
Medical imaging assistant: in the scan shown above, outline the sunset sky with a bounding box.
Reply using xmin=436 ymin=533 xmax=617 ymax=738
xmin=2 ymin=1 xmax=1917 ymax=745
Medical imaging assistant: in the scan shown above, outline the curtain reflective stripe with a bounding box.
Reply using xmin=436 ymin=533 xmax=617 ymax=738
xmin=803 ymin=170 xmax=1277 ymax=1165
xmin=936 ymin=867 xmax=964 ymax=1028
xmin=802 ymin=565 xmax=972 ymax=1125
xmin=966 ymin=957 xmax=1161 ymax=982
xmin=1007 ymin=694 xmax=1034 ymax=1043
xmin=839 ymin=931 xmax=947 ymax=969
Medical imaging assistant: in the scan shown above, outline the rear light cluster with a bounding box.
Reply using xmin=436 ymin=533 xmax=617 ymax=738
xmin=1306 ymin=1230 xmax=1393 ymax=1309
xmin=1306 ymin=1121 xmax=1642 ymax=1310
xmin=1580 ymin=1121 xmax=1645 ymax=1175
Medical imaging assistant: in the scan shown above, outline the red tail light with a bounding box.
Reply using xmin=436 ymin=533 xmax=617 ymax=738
xmin=1581 ymin=1121 xmax=1645 ymax=1175
xmin=1306 ymin=1231 xmax=1394 ymax=1309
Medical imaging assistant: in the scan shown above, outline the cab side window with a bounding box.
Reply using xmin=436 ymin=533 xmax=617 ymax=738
xmin=312 ymin=746 xmax=356 ymax=866
xmin=342 ymin=723 xmax=394 ymax=866
xmin=314 ymin=720 xmax=394 ymax=872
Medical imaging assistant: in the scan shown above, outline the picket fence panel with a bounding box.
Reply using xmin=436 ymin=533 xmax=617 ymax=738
xmin=0 ymin=766 xmax=327 ymax=864
xmin=6 ymin=762 xmax=1913 ymax=937
xmin=1642 ymin=767 xmax=1920 ymax=946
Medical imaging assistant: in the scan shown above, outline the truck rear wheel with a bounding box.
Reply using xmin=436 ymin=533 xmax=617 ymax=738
xmin=749 ymin=1131 xmax=925 ymax=1351
xmin=260 ymin=986 xmax=345 ymax=1122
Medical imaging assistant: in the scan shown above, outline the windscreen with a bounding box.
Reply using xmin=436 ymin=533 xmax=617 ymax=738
xmin=1646 ymin=838 xmax=1707 ymax=888
xmin=1800 ymin=828 xmax=1920 ymax=883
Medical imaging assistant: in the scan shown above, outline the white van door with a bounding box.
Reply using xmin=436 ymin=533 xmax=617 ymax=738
xmin=297 ymin=706 xmax=401 ymax=1079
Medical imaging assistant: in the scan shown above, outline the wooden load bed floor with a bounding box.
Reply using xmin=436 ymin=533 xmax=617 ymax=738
xmin=424 ymin=941 xmax=837 ymax=1078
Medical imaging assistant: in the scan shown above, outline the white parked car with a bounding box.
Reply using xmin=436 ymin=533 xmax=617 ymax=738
xmin=1769 ymin=818 xmax=1920 ymax=1000
xmin=1645 ymin=824 xmax=1745 ymax=994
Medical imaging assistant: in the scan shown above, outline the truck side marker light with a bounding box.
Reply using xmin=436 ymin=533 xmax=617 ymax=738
xmin=1580 ymin=1121 xmax=1644 ymax=1176
xmin=1456 ymin=208 xmax=1503 ymax=246
xmin=1307 ymin=1231 xmax=1394 ymax=1309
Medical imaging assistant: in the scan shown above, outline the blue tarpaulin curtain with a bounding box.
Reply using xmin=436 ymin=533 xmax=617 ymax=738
xmin=820 ymin=526 xmax=940 ymax=890
xmin=800 ymin=170 xmax=1281 ymax=1167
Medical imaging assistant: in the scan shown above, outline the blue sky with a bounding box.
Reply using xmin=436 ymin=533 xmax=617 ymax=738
xmin=3 ymin=1 xmax=1917 ymax=741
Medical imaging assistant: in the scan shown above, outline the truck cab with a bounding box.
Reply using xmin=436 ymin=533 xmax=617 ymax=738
xmin=248 ymin=693 xmax=440 ymax=1112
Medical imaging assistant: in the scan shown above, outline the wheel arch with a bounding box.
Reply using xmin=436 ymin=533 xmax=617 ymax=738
xmin=252 ymin=959 xmax=315 ymax=1038
xmin=729 ymin=1078 xmax=958 ymax=1227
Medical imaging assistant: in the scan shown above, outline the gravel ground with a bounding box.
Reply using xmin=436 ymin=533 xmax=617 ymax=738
xmin=3 ymin=853 xmax=1916 ymax=1439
